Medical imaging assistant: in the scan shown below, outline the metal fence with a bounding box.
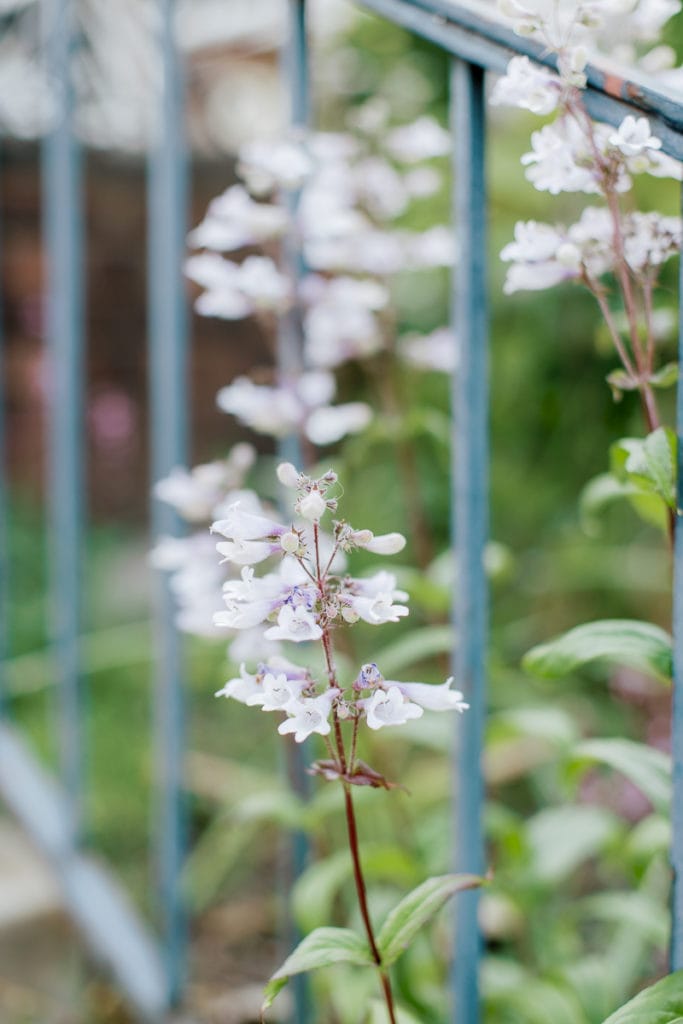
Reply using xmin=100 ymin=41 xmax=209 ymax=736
xmin=1 ymin=0 xmax=683 ymax=1022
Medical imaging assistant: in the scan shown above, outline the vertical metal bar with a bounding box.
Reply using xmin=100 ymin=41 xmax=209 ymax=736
xmin=451 ymin=58 xmax=488 ymax=1024
xmin=147 ymin=0 xmax=188 ymax=1005
xmin=280 ymin=5 xmax=311 ymax=1022
xmin=43 ymin=0 xmax=85 ymax=844
xmin=670 ymin=179 xmax=683 ymax=969
xmin=0 ymin=161 xmax=7 ymax=717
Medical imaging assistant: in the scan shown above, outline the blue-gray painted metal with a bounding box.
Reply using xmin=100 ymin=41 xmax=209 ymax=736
xmin=0 ymin=721 xmax=168 ymax=1021
xmin=147 ymin=0 xmax=189 ymax=1005
xmin=0 ymin=180 xmax=7 ymax=716
xmin=451 ymin=58 xmax=488 ymax=1024
xmin=43 ymin=0 xmax=85 ymax=844
xmin=356 ymin=0 xmax=683 ymax=160
xmin=280 ymin=5 xmax=312 ymax=1022
xmin=671 ymin=181 xmax=683 ymax=971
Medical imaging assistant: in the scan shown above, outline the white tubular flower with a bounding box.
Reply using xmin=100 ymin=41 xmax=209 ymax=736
xmin=278 ymin=689 xmax=340 ymax=743
xmin=400 ymin=328 xmax=458 ymax=374
xmin=238 ymin=138 xmax=314 ymax=195
xmin=215 ymin=539 xmax=280 ymax=566
xmin=265 ymin=604 xmax=323 ymax=643
xmin=185 ymin=253 xmax=252 ymax=319
xmin=212 ymin=501 xmax=285 ymax=541
xmin=609 ymin=115 xmax=662 ymax=157
xmin=305 ymin=403 xmax=372 ymax=445
xmin=360 ymin=686 xmax=424 ymax=730
xmin=385 ymin=116 xmax=450 ymax=162
xmin=521 ymin=120 xmax=603 ymax=195
xmin=490 ymin=56 xmax=561 ymax=115
xmin=357 ymin=532 xmax=407 ymax=555
xmin=187 ymin=185 xmax=288 ymax=252
xmin=216 ymin=377 xmax=302 ymax=437
xmin=246 ymin=672 xmax=306 ymax=711
xmin=186 ymin=253 xmax=291 ymax=319
xmin=345 ymin=592 xmax=410 ymax=625
xmin=215 ymin=664 xmax=261 ymax=704
xmin=391 ymin=677 xmax=469 ymax=712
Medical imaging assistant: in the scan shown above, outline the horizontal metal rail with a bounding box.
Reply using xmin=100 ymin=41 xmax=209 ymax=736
xmin=357 ymin=0 xmax=683 ymax=158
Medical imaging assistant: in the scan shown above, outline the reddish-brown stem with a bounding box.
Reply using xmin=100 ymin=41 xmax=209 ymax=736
xmin=342 ymin=782 xmax=398 ymax=1024
xmin=589 ymin=279 xmax=638 ymax=379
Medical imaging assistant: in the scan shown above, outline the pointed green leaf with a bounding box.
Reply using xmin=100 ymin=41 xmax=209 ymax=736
xmin=611 ymin=429 xmax=677 ymax=509
xmin=523 ymin=620 xmax=672 ymax=684
xmin=377 ymin=873 xmax=482 ymax=967
xmin=261 ymin=927 xmax=373 ymax=1015
xmin=570 ymin=738 xmax=671 ymax=813
xmin=649 ymin=362 xmax=679 ymax=390
xmin=526 ymin=805 xmax=620 ymax=884
xmin=641 ymin=428 xmax=676 ymax=509
xmin=600 ymin=970 xmax=683 ymax=1024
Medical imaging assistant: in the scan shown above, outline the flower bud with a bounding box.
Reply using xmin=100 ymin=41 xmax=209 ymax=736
xmin=362 ymin=532 xmax=407 ymax=555
xmin=341 ymin=606 xmax=360 ymax=624
xmin=298 ymin=490 xmax=327 ymax=521
xmin=336 ymin=700 xmax=350 ymax=720
xmin=277 ymin=462 xmax=300 ymax=489
xmin=556 ymin=242 xmax=581 ymax=269
xmin=280 ymin=531 xmax=300 ymax=554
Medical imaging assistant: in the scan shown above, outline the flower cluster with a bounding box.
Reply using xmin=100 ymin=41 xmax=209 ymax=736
xmin=185 ymin=117 xmax=457 ymax=448
xmin=491 ymin=0 xmax=682 ymax=411
xmin=212 ymin=463 xmax=467 ymax=744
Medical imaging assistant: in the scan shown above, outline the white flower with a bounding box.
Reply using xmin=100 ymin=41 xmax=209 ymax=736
xmin=265 ymin=604 xmax=323 ymax=643
xmin=345 ymin=591 xmax=409 ymax=625
xmin=187 ymin=185 xmax=288 ymax=252
xmin=385 ymin=116 xmax=450 ymax=162
xmin=216 ymin=377 xmax=302 ymax=437
xmin=237 ymin=138 xmax=313 ymax=195
xmin=521 ymin=120 xmax=604 ymax=195
xmin=400 ymin=328 xmax=458 ymax=374
xmin=354 ymin=157 xmax=408 ymax=219
xmin=215 ymin=664 xmax=261 ymax=704
xmin=404 ymin=166 xmax=442 ymax=198
xmin=609 ymin=116 xmax=662 ymax=157
xmin=301 ymin=275 xmax=388 ymax=369
xmin=212 ymin=501 xmax=285 ymax=541
xmin=246 ymin=672 xmax=306 ymax=711
xmin=490 ymin=56 xmax=561 ymax=115
xmin=360 ymin=686 xmax=424 ymax=730
xmin=215 ymin=538 xmax=279 ymax=566
xmin=305 ymin=403 xmax=372 ymax=445
xmin=405 ymin=226 xmax=458 ymax=268
xmin=186 ymin=253 xmax=291 ymax=319
xmin=391 ymin=677 xmax=469 ymax=712
xmin=278 ymin=689 xmax=340 ymax=742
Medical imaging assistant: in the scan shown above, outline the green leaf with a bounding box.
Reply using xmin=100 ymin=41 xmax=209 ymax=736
xmin=600 ymin=970 xmax=683 ymax=1024
xmin=650 ymin=362 xmax=679 ymax=389
xmin=611 ymin=429 xmax=677 ymax=509
xmin=569 ymin=738 xmax=671 ymax=813
xmin=261 ymin=927 xmax=373 ymax=1015
xmin=523 ymin=619 xmax=672 ymax=684
xmin=377 ymin=873 xmax=482 ymax=966
xmin=526 ymin=805 xmax=620 ymax=884
xmin=641 ymin=429 xmax=677 ymax=509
